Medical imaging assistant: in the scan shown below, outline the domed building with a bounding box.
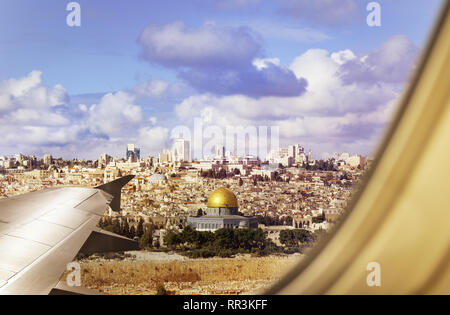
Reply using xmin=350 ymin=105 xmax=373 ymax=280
xmin=187 ymin=187 xmax=258 ymax=231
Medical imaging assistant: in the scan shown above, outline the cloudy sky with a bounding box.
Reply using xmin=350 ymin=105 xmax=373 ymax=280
xmin=0 ymin=0 xmax=444 ymax=159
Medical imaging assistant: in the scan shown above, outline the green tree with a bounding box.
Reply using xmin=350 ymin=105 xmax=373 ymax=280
xmin=164 ymin=231 xmax=181 ymax=249
xmin=129 ymin=225 xmax=136 ymax=239
xmin=214 ymin=228 xmax=235 ymax=249
xmin=136 ymin=217 xmax=144 ymax=238
xmin=112 ymin=219 xmax=121 ymax=234
xmin=280 ymin=229 xmax=314 ymax=247
xmin=280 ymin=230 xmax=297 ymax=247
xmin=139 ymin=230 xmax=153 ymax=249
xmin=121 ymin=220 xmax=130 ymax=237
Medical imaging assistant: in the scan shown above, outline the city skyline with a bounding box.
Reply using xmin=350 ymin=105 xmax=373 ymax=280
xmin=0 ymin=140 xmax=367 ymax=171
xmin=0 ymin=0 xmax=444 ymax=160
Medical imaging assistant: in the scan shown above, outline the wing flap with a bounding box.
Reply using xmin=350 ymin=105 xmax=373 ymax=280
xmin=7 ymin=220 xmax=73 ymax=247
xmin=0 ymin=215 xmax=100 ymax=295
xmin=39 ymin=206 xmax=94 ymax=230
xmin=0 ymin=235 xmax=50 ymax=273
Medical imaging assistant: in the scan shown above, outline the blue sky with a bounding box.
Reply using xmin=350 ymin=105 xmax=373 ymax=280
xmin=0 ymin=0 xmax=444 ymax=159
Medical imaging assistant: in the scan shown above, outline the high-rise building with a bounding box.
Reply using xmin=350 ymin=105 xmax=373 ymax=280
xmin=293 ymin=144 xmax=306 ymax=164
xmin=214 ymin=144 xmax=225 ymax=159
xmin=295 ymin=144 xmax=304 ymax=155
xmin=126 ymin=144 xmax=140 ymax=162
xmin=15 ymin=154 xmax=24 ymax=163
xmin=159 ymin=149 xmax=172 ymax=164
xmin=43 ymin=154 xmax=52 ymax=166
xmin=98 ymin=153 xmax=112 ymax=167
xmin=288 ymin=145 xmax=296 ymax=159
xmin=266 ymin=144 xmax=307 ymax=165
xmin=296 ymin=152 xmax=308 ymax=164
xmin=172 ymin=139 xmax=191 ymax=162
xmin=30 ymin=156 xmax=37 ymax=168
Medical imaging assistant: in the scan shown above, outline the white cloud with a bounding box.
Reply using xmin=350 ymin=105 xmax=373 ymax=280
xmin=0 ymin=70 xmax=68 ymax=113
xmin=331 ymin=49 xmax=357 ymax=65
xmin=88 ymin=91 xmax=142 ymax=137
xmin=252 ymin=58 xmax=280 ymax=70
xmin=9 ymin=109 xmax=69 ymax=126
xmin=0 ymin=70 xmax=71 ymax=138
xmin=173 ymin=36 xmax=414 ymax=155
xmin=1 ymin=70 xmax=42 ymax=99
xmin=138 ymin=126 xmax=169 ymax=154
xmin=339 ymin=35 xmax=418 ymax=85
xmin=133 ymin=80 xmax=169 ymax=98
xmin=148 ymin=116 xmax=158 ymax=125
xmin=0 ymin=71 xmax=175 ymax=159
xmin=138 ymin=21 xmax=306 ymax=97
xmin=138 ymin=20 xmax=261 ymax=69
xmin=290 ymin=48 xmax=340 ymax=91
xmin=0 ymin=35 xmax=417 ymax=158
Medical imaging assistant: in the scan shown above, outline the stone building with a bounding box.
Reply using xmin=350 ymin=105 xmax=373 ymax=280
xmin=187 ymin=187 xmax=258 ymax=231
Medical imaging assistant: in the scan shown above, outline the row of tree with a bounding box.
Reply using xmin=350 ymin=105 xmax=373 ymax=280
xmin=304 ymin=160 xmax=337 ymax=171
xmin=279 ymin=229 xmax=315 ymax=247
xmin=98 ymin=217 xmax=156 ymax=249
xmin=164 ymin=226 xmax=318 ymax=258
xmin=97 ymin=217 xmax=323 ymax=256
xmin=164 ymin=226 xmax=280 ymax=258
xmin=200 ymin=168 xmax=240 ymax=179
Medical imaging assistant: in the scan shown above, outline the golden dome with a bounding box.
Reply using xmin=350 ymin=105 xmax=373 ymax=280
xmin=207 ymin=187 xmax=238 ymax=208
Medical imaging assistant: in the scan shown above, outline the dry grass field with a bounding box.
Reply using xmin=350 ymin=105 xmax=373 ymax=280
xmin=70 ymin=254 xmax=302 ymax=295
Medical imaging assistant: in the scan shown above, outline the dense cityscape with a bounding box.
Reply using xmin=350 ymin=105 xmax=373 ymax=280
xmin=0 ymin=140 xmax=370 ymax=252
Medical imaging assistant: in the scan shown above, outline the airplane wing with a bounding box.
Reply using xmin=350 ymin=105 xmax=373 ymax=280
xmin=0 ymin=175 xmax=135 ymax=295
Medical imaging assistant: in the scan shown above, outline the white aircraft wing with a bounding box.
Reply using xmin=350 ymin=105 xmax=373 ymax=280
xmin=0 ymin=175 xmax=134 ymax=295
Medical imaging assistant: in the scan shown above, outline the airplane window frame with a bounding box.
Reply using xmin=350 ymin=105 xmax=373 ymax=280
xmin=267 ymin=0 xmax=450 ymax=295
